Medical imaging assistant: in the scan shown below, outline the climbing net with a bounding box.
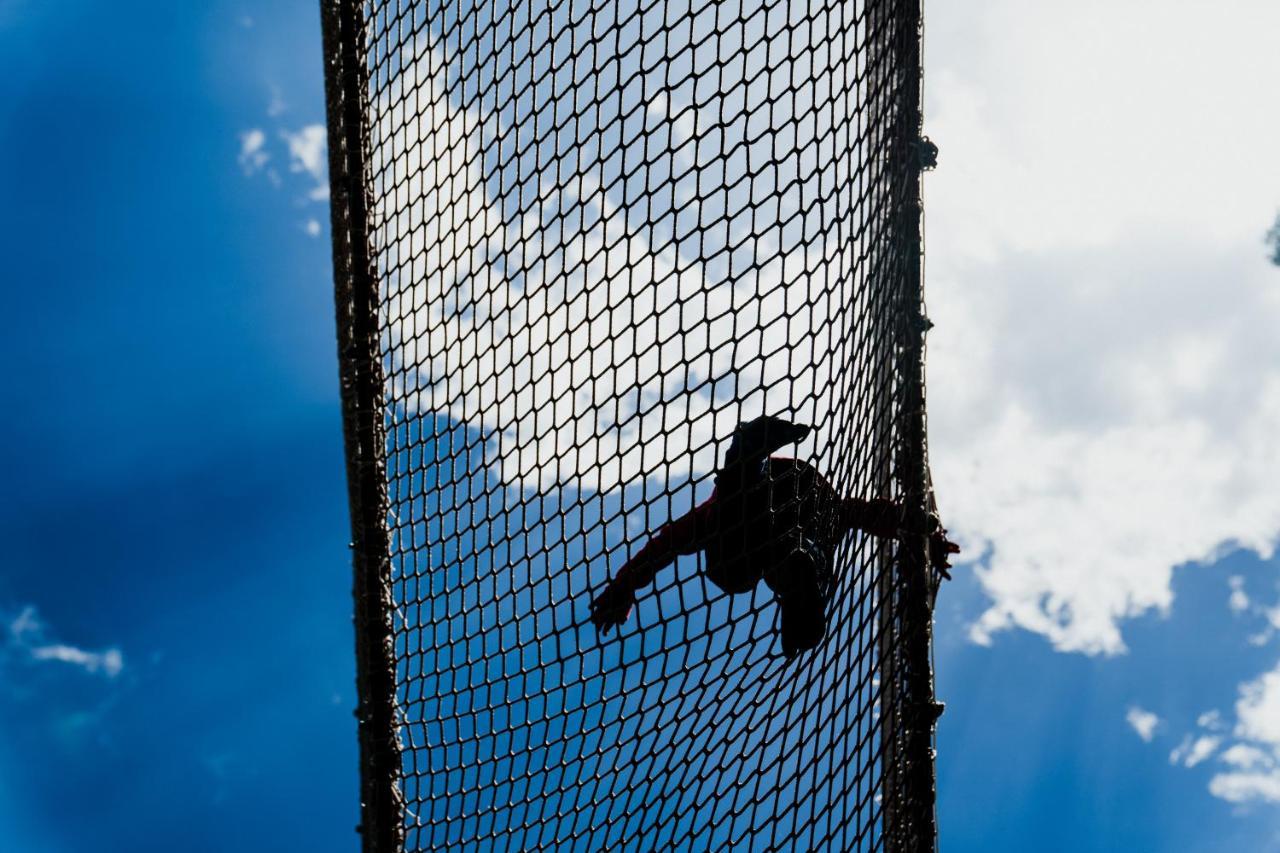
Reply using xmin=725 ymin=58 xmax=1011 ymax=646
xmin=323 ymin=0 xmax=942 ymax=849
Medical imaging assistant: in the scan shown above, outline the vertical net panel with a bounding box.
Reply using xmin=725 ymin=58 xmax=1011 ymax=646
xmin=323 ymin=0 xmax=941 ymax=849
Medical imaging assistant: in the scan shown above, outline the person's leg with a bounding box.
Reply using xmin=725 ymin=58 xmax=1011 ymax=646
xmin=763 ymin=535 xmax=830 ymax=656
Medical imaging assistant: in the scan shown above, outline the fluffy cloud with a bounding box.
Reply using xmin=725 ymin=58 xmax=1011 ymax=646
xmin=1171 ymin=734 xmax=1221 ymax=769
xmin=1229 ymin=576 xmax=1251 ymax=614
xmin=1226 ymin=576 xmax=1280 ymax=647
xmin=1204 ymin=659 xmax=1280 ymax=804
xmin=282 ymin=124 xmax=324 ymax=180
xmin=282 ymin=124 xmax=328 ymax=200
xmin=29 ymin=644 xmax=123 ymax=678
xmin=1125 ymin=706 xmax=1160 ymax=742
xmin=924 ymin=0 xmax=1280 ymax=653
xmin=237 ymin=128 xmax=268 ymax=174
xmin=240 ymin=120 xmax=327 ymax=202
xmin=5 ymin=607 xmax=124 ymax=679
xmin=1209 ymin=772 xmax=1280 ymax=805
xmin=1234 ymin=664 xmax=1280 ymax=752
xmin=1149 ymin=592 xmax=1280 ymax=806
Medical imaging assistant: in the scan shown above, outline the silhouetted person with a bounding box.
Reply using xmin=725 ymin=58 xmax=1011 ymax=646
xmin=590 ymin=415 xmax=959 ymax=656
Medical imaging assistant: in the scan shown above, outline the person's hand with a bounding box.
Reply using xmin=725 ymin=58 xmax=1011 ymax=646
xmin=929 ymin=527 xmax=960 ymax=579
xmin=590 ymin=578 xmax=636 ymax=634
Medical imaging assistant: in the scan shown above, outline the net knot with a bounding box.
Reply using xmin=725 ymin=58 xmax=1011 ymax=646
xmin=910 ymin=136 xmax=939 ymax=171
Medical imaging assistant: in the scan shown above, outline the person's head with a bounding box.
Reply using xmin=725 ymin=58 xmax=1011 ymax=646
xmin=724 ymin=415 xmax=812 ymax=467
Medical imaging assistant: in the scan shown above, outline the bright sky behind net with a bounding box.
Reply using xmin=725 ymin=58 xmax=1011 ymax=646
xmin=376 ymin=9 xmax=873 ymax=495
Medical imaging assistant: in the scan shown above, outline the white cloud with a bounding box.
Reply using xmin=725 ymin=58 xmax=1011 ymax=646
xmin=8 ymin=606 xmax=39 ymax=641
xmin=1208 ymin=772 xmax=1280 ymax=805
xmin=4 ymin=607 xmax=124 ymax=679
xmin=1125 ymin=706 xmax=1160 ymax=742
xmin=30 ymin=645 xmax=123 ymax=678
xmin=239 ymin=118 xmax=327 ymax=203
xmin=1198 ymin=710 xmax=1226 ymax=732
xmin=1252 ymin=601 xmax=1280 ymax=646
xmin=1234 ymin=663 xmax=1280 ymax=750
xmin=1236 ymin=586 xmax=1280 ymax=646
xmin=1229 ymin=576 xmax=1251 ymax=614
xmin=1165 ymin=595 xmax=1280 ymax=806
xmin=237 ymin=128 xmax=268 ymax=175
xmin=1219 ymin=744 xmax=1272 ymax=771
xmin=282 ymin=125 xmax=326 ymax=181
xmin=1171 ymin=734 xmax=1221 ymax=769
xmin=304 ymin=219 xmax=321 ymax=238
xmin=924 ymin=0 xmax=1280 ymax=654
xmin=1176 ymin=659 xmax=1280 ymax=804
xmin=281 ymin=124 xmax=328 ymax=202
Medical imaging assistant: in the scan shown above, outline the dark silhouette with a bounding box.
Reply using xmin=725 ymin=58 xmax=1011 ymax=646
xmin=1268 ymin=212 xmax=1280 ymax=266
xmin=591 ymin=415 xmax=959 ymax=656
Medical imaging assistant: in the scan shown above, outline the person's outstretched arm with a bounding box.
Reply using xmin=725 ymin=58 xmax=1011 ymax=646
xmin=590 ymin=497 xmax=715 ymax=633
xmin=840 ymin=497 xmax=961 ymax=577
xmin=839 ymin=497 xmax=904 ymax=539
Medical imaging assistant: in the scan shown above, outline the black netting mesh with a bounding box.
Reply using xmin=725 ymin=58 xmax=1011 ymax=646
xmin=322 ymin=0 xmax=942 ymax=849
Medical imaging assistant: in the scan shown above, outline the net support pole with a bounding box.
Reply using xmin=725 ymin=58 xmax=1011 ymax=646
xmin=891 ymin=0 xmax=940 ymax=849
xmin=320 ymin=2 xmax=404 ymax=850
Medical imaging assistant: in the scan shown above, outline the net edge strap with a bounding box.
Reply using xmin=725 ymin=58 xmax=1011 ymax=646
xmin=322 ymin=1 xmax=406 ymax=851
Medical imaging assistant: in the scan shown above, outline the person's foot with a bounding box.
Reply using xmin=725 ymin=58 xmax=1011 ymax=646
xmin=771 ymin=548 xmax=826 ymax=656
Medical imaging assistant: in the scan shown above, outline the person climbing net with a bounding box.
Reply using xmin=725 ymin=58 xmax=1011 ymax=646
xmin=590 ymin=415 xmax=960 ymax=656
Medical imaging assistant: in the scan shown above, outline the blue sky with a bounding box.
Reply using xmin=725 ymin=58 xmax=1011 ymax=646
xmin=1 ymin=3 xmax=353 ymax=851
xmin=2 ymin=1 xmax=1279 ymax=852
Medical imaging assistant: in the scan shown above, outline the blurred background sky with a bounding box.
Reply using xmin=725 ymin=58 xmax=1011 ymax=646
xmin=1 ymin=1 xmax=1278 ymax=851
